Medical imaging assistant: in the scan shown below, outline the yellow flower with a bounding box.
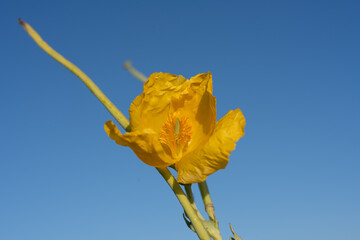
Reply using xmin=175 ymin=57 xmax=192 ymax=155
xmin=104 ymin=72 xmax=246 ymax=184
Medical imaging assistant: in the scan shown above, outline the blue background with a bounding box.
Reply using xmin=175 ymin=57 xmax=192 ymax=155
xmin=1 ymin=1 xmax=359 ymax=239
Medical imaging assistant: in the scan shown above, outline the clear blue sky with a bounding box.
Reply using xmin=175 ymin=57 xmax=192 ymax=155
xmin=1 ymin=1 xmax=359 ymax=239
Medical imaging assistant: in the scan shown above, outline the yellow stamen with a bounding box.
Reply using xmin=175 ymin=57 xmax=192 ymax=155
xmin=159 ymin=114 xmax=192 ymax=159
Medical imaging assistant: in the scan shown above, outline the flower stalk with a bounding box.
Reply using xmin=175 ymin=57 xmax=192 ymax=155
xmin=199 ymin=181 xmax=216 ymax=221
xmin=123 ymin=60 xmax=148 ymax=83
xmin=19 ymin=19 xmax=210 ymax=240
xmin=184 ymin=184 xmax=205 ymax=221
xmin=157 ymin=168 xmax=210 ymax=240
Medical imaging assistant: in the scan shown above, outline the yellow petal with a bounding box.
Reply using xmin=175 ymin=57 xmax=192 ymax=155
xmin=104 ymin=121 xmax=175 ymax=167
xmin=129 ymin=73 xmax=188 ymax=132
xmin=189 ymin=71 xmax=213 ymax=94
xmin=175 ymin=109 xmax=246 ymax=184
xmin=171 ymin=72 xmax=216 ymax=153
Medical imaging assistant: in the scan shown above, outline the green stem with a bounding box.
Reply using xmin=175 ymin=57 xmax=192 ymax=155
xmin=123 ymin=61 xmax=148 ymax=83
xmin=18 ymin=18 xmax=131 ymax=132
xmin=184 ymin=184 xmax=206 ymax=221
xmin=157 ymin=168 xmax=210 ymax=240
xmin=198 ymin=181 xmax=216 ymax=221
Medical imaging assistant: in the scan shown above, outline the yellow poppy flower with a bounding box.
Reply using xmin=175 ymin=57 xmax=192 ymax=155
xmin=104 ymin=72 xmax=245 ymax=184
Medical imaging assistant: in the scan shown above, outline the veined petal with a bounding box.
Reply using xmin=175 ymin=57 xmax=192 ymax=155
xmin=104 ymin=121 xmax=175 ymax=167
xmin=176 ymin=109 xmax=246 ymax=184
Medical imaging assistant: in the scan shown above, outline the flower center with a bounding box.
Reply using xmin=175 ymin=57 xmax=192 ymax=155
xmin=159 ymin=114 xmax=192 ymax=160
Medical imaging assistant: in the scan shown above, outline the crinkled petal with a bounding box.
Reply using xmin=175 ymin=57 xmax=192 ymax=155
xmin=175 ymin=109 xmax=246 ymax=184
xmin=171 ymin=72 xmax=216 ymax=152
xmin=189 ymin=71 xmax=213 ymax=95
xmin=129 ymin=73 xmax=188 ymax=132
xmin=104 ymin=121 xmax=175 ymax=167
